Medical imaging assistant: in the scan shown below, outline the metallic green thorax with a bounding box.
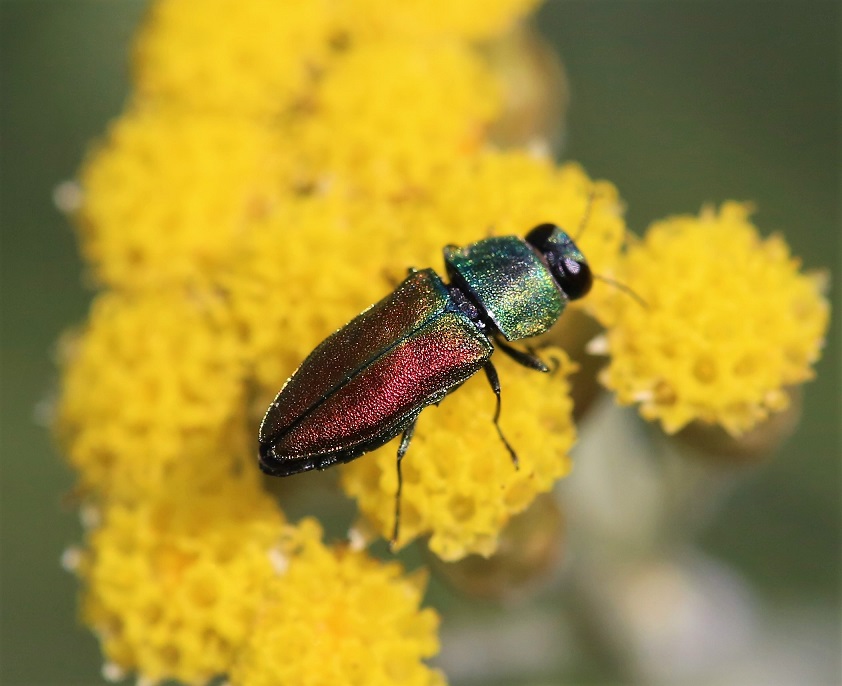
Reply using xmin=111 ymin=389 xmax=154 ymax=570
xmin=444 ymin=236 xmax=565 ymax=341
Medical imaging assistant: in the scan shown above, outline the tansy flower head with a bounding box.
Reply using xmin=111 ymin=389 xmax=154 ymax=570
xmin=598 ymin=202 xmax=830 ymax=436
xmin=230 ymin=519 xmax=443 ymax=686
xmin=74 ymin=477 xmax=286 ymax=685
xmin=133 ymin=0 xmax=333 ymax=116
xmin=341 ymin=346 xmax=577 ymax=560
xmin=56 ymin=289 xmax=249 ymax=500
xmin=57 ymin=0 xmax=642 ymax=679
xmin=296 ymin=39 xmax=501 ymax=198
xmin=76 ymin=106 xmax=287 ymax=289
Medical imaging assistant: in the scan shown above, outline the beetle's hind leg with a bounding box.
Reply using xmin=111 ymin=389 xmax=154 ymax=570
xmin=494 ymin=337 xmax=550 ymax=373
xmin=483 ymin=361 xmax=519 ymax=470
xmin=390 ymin=416 xmax=419 ymax=551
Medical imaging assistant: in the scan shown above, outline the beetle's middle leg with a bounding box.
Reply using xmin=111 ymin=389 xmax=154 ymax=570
xmin=390 ymin=416 xmax=419 ymax=551
xmin=483 ymin=361 xmax=519 ymax=470
xmin=494 ymin=336 xmax=550 ymax=373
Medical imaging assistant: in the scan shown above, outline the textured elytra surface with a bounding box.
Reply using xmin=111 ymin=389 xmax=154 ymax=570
xmin=260 ymin=269 xmax=492 ymax=468
xmin=259 ymin=269 xmax=449 ymax=442
xmin=275 ymin=315 xmax=491 ymax=459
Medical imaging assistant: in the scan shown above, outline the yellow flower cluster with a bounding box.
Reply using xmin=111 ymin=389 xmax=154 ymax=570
xmin=230 ymin=519 xmax=443 ymax=686
xmin=74 ymin=484 xmax=440 ymax=686
xmin=76 ymin=475 xmax=285 ymax=684
xmin=133 ymin=0 xmax=333 ymax=116
xmin=598 ymin=202 xmax=830 ymax=435
xmin=59 ymin=0 xmax=830 ymax=681
xmin=61 ymin=0 xmax=598 ymax=683
xmin=295 ymin=40 xmax=501 ymax=198
xmin=56 ymin=289 xmax=249 ymax=500
xmin=77 ymin=107 xmax=288 ymax=288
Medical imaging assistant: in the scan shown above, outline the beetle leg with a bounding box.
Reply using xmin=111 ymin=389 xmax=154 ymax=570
xmin=483 ymin=361 xmax=520 ymax=470
xmin=494 ymin=337 xmax=550 ymax=373
xmin=390 ymin=416 xmax=419 ymax=551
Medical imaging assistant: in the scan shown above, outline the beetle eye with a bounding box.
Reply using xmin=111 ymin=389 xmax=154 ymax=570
xmin=560 ymin=258 xmax=592 ymax=300
xmin=525 ymin=223 xmax=593 ymax=300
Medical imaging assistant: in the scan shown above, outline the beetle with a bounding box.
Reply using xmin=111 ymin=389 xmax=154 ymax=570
xmin=258 ymin=223 xmax=593 ymax=545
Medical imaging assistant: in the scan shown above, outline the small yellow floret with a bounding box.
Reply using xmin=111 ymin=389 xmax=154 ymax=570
xmin=600 ymin=202 xmax=830 ymax=435
xmin=56 ymin=290 xmax=249 ymax=500
xmin=133 ymin=0 xmax=332 ymax=115
xmin=230 ymin=518 xmax=444 ymax=686
xmin=77 ymin=477 xmax=286 ymax=685
xmin=341 ymin=347 xmax=576 ymax=561
xmin=77 ymin=106 xmax=286 ymax=288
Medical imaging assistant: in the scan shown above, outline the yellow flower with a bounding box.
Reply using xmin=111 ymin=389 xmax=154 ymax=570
xmin=295 ymin=39 xmax=501 ymax=198
xmin=77 ymin=105 xmax=287 ymax=289
xmin=132 ymin=0 xmax=538 ymax=120
xmin=598 ymin=202 xmax=830 ymax=435
xmin=230 ymin=518 xmax=443 ymax=686
xmin=133 ymin=0 xmax=333 ymax=116
xmin=75 ymin=476 xmax=286 ymax=685
xmin=58 ymin=0 xmax=633 ymax=679
xmin=56 ymin=289 xmax=249 ymax=500
xmin=341 ymin=347 xmax=577 ymax=560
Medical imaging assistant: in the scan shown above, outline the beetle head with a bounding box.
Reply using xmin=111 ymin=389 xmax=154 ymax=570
xmin=525 ymin=223 xmax=593 ymax=300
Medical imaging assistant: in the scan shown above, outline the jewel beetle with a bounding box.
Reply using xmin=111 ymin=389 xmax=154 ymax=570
xmin=258 ymin=223 xmax=592 ymax=544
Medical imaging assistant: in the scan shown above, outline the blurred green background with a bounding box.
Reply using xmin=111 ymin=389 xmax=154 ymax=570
xmin=1 ymin=2 xmax=838 ymax=684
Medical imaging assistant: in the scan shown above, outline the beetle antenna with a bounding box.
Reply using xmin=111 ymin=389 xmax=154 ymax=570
xmin=593 ymin=273 xmax=649 ymax=309
xmin=574 ymin=188 xmax=597 ymax=242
